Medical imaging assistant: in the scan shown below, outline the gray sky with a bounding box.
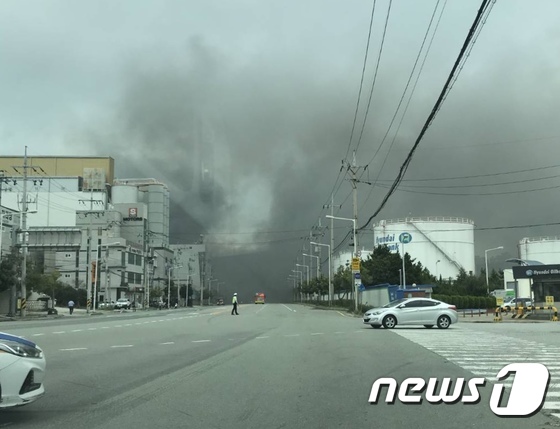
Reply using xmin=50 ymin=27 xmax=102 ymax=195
xmin=2 ymin=0 xmax=560 ymax=298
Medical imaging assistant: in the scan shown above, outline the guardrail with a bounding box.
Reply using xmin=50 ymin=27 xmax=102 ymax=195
xmin=494 ymin=306 xmax=558 ymax=322
xmin=460 ymin=308 xmax=492 ymax=317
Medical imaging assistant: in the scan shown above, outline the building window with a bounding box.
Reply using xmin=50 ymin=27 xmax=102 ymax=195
xmin=135 ymin=273 xmax=142 ymax=284
xmin=135 ymin=254 xmax=142 ymax=266
xmin=128 ymin=252 xmax=135 ymax=264
xmin=128 ymin=272 xmax=135 ymax=284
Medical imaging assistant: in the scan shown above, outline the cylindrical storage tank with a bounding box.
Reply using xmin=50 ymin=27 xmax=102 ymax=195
xmin=105 ymin=210 xmax=123 ymax=237
xmin=372 ymin=217 xmax=475 ymax=282
xmin=519 ymin=237 xmax=560 ymax=265
xmin=112 ymin=185 xmax=138 ymax=204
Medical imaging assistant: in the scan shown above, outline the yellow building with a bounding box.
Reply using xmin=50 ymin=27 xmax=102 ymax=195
xmin=0 ymin=156 xmax=115 ymax=190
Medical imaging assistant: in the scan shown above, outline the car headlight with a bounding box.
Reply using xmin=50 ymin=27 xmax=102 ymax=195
xmin=0 ymin=341 xmax=43 ymax=359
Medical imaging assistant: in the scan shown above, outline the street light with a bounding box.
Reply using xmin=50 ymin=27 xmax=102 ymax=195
xmin=296 ymin=263 xmax=309 ymax=286
xmin=310 ymin=241 xmax=332 ymax=306
xmin=292 ymin=269 xmax=303 ymax=302
xmin=93 ymin=241 xmax=120 ymax=312
xmin=326 ymin=215 xmax=358 ymax=312
xmin=303 ymin=253 xmax=320 ymax=279
xmin=485 ymin=246 xmax=504 ymax=295
xmin=435 ymin=260 xmax=441 ymax=279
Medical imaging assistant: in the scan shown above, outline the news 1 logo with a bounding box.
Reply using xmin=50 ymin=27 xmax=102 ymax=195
xmin=368 ymin=363 xmax=550 ymax=417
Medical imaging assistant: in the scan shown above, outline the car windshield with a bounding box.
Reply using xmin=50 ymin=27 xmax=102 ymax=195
xmin=1 ymin=1 xmax=558 ymax=427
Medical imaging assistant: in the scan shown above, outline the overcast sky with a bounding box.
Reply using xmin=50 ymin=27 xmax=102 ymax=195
xmin=2 ymin=0 xmax=560 ymax=298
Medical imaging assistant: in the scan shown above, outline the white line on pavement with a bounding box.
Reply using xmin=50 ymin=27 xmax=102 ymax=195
xmin=256 ymin=336 xmax=269 ymax=339
xmin=311 ymin=333 xmax=324 ymax=335
xmin=160 ymin=342 xmax=175 ymax=345
xmin=111 ymin=345 xmax=134 ymax=348
xmin=60 ymin=348 xmax=87 ymax=351
xmin=53 ymin=331 xmax=66 ymax=334
xmin=284 ymin=334 xmax=300 ymax=337
xmin=282 ymin=304 xmax=295 ymax=312
xmin=71 ymin=329 xmax=83 ymax=332
xmin=192 ymin=340 xmax=211 ymax=343
xmin=32 ymin=333 xmax=44 ymax=336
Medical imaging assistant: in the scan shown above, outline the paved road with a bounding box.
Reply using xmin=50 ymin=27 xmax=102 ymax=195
xmin=0 ymin=304 xmax=557 ymax=428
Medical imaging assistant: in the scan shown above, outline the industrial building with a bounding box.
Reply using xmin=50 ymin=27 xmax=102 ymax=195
xmin=0 ymin=155 xmax=208 ymax=311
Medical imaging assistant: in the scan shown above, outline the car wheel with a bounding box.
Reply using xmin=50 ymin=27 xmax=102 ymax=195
xmin=437 ymin=315 xmax=451 ymax=329
xmin=382 ymin=315 xmax=397 ymax=329
xmin=371 ymin=324 xmax=381 ymax=329
xmin=424 ymin=325 xmax=434 ymax=329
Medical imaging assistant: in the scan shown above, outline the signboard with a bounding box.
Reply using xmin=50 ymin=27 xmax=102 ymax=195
xmin=512 ymin=264 xmax=560 ymax=279
xmin=129 ymin=207 xmax=138 ymax=218
xmin=399 ymin=232 xmax=412 ymax=244
xmin=354 ymin=273 xmax=361 ymax=279
xmin=546 ymin=296 xmax=555 ymax=305
xmin=496 ymin=297 xmax=504 ymax=306
xmin=351 ymin=257 xmax=360 ymax=271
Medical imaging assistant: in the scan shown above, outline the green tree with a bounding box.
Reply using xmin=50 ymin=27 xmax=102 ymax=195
xmin=0 ymin=250 xmax=22 ymax=293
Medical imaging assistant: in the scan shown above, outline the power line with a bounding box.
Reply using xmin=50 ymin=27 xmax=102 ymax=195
xmin=358 ymin=0 xmax=494 ymax=232
xmin=344 ymin=0 xmax=378 ymax=162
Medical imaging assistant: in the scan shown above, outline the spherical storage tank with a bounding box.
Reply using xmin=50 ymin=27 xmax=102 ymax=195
xmin=373 ymin=217 xmax=475 ymax=282
xmin=519 ymin=237 xmax=560 ymax=265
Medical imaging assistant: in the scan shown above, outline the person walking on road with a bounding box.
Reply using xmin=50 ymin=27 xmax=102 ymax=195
xmin=68 ymin=300 xmax=75 ymax=315
xmin=231 ymin=293 xmax=239 ymax=315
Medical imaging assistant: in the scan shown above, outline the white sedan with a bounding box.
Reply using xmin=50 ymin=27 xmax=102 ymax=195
xmin=0 ymin=332 xmax=46 ymax=408
xmin=363 ymin=297 xmax=459 ymax=329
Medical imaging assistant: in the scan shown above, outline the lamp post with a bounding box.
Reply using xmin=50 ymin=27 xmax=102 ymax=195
xmin=296 ymin=263 xmax=309 ymax=287
xmin=485 ymin=246 xmax=504 ymax=295
xmin=303 ymin=253 xmax=320 ymax=279
xmin=292 ymin=269 xmax=303 ymax=302
xmin=435 ymin=260 xmax=441 ymax=280
xmin=326 ymin=215 xmax=358 ymax=312
xmin=310 ymin=241 xmax=332 ymax=306
xmin=93 ymin=241 xmax=120 ymax=312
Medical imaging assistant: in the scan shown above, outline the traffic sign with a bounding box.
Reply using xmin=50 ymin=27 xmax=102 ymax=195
xmin=352 ymin=257 xmax=360 ymax=271
xmin=354 ymin=273 xmax=361 ymax=279
xmin=546 ymin=296 xmax=555 ymax=305
xmin=399 ymin=232 xmax=412 ymax=244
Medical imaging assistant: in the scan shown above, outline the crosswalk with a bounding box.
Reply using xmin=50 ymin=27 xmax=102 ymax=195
xmin=391 ymin=327 xmax=560 ymax=419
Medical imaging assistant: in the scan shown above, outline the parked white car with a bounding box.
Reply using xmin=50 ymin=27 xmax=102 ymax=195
xmin=363 ymin=297 xmax=459 ymax=329
xmin=114 ymin=298 xmax=132 ymax=310
xmin=500 ymin=297 xmax=533 ymax=312
xmin=0 ymin=332 xmax=46 ymax=408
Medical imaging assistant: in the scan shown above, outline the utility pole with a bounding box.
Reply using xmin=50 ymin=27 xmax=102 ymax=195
xmin=344 ymin=151 xmax=368 ymax=304
xmin=78 ymin=195 xmax=104 ymax=314
xmin=323 ymin=193 xmax=341 ymax=305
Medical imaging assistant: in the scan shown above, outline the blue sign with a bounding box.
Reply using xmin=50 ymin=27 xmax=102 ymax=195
xmin=354 ymin=273 xmax=361 ymax=279
xmin=399 ymin=232 xmax=412 ymax=244
xmin=358 ymin=284 xmax=366 ymax=292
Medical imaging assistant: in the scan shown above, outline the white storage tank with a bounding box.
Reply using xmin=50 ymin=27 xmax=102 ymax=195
xmin=519 ymin=237 xmax=560 ymax=264
xmin=373 ymin=217 xmax=475 ymax=281
xmin=112 ymin=185 xmax=138 ymax=204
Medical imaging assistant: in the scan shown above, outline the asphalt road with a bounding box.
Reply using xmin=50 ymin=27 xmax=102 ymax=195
xmin=0 ymin=304 xmax=558 ymax=429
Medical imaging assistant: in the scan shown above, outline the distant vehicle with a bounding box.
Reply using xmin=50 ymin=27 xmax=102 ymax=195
xmin=216 ymin=298 xmax=224 ymax=305
xmin=254 ymin=293 xmax=266 ymax=304
xmin=0 ymin=332 xmax=46 ymax=408
xmin=114 ymin=298 xmax=132 ymax=310
xmin=363 ymin=297 xmax=458 ymax=329
xmin=500 ymin=297 xmax=532 ymax=312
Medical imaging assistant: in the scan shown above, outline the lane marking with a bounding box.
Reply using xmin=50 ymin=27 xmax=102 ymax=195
xmin=256 ymin=336 xmax=269 ymax=339
xmin=53 ymin=331 xmax=66 ymax=334
xmin=71 ymin=329 xmax=83 ymax=332
xmin=160 ymin=342 xmax=175 ymax=345
xmin=111 ymin=345 xmax=134 ymax=348
xmin=88 ymin=328 xmax=97 ymax=331
xmin=60 ymin=348 xmax=87 ymax=351
xmin=337 ymin=311 xmax=352 ymax=318
xmin=192 ymin=340 xmax=211 ymax=343
xmin=284 ymin=334 xmax=300 ymax=337
xmin=311 ymin=333 xmax=324 ymax=336
xmin=282 ymin=304 xmax=295 ymax=312
xmin=32 ymin=333 xmax=45 ymax=336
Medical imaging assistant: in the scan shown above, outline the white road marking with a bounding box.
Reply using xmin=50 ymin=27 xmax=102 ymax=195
xmin=32 ymin=333 xmax=44 ymax=336
xmin=284 ymin=334 xmax=300 ymax=337
xmin=160 ymin=342 xmax=175 ymax=345
xmin=311 ymin=333 xmax=324 ymax=336
xmin=192 ymin=340 xmax=211 ymax=343
xmin=282 ymin=304 xmax=295 ymax=312
xmin=53 ymin=331 xmax=66 ymax=334
xmin=88 ymin=328 xmax=97 ymax=331
xmin=256 ymin=336 xmax=269 ymax=339
xmin=71 ymin=329 xmax=83 ymax=332
xmin=111 ymin=345 xmax=134 ymax=348
xmin=60 ymin=348 xmax=87 ymax=351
